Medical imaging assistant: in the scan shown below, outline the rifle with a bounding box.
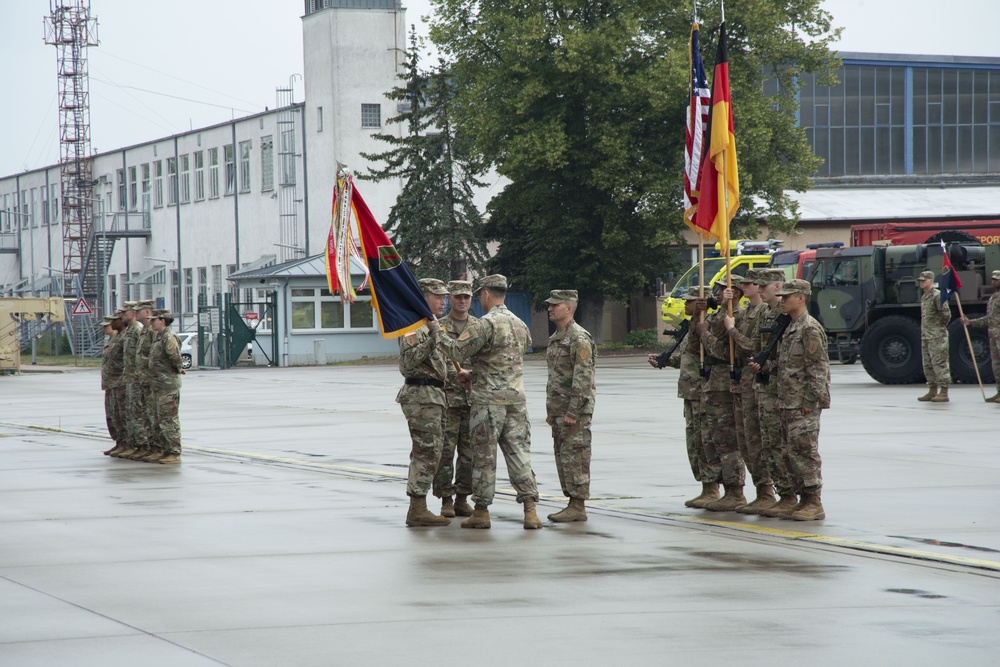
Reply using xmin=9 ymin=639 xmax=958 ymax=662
xmin=752 ymin=313 xmax=793 ymax=384
xmin=652 ymin=319 xmax=690 ymax=368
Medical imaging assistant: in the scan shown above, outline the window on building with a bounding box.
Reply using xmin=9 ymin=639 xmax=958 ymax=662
xmin=184 ymin=268 xmax=193 ymax=313
xmin=167 ymin=157 xmax=178 ymax=205
xmin=317 ymin=106 xmax=323 ymax=132
xmin=209 ymin=148 xmax=220 ymax=198
xmin=212 ymin=265 xmax=222 ymax=298
xmin=50 ymin=184 xmax=58 ymax=224
xmin=140 ymin=164 xmax=150 ymax=211
xmin=108 ymin=274 xmax=117 ymax=313
xmin=116 ymin=169 xmax=125 ymax=210
xmin=227 ymin=264 xmax=238 ymax=298
xmin=2 ymin=194 xmax=9 ymax=232
xmin=911 ymin=67 xmax=997 ymax=174
xmin=280 ymin=130 xmax=296 ymax=185
xmin=29 ymin=188 xmax=37 ymax=227
xmin=171 ymin=269 xmax=180 ymax=313
xmin=361 ymin=103 xmax=381 ymax=128
xmin=224 ymin=144 xmax=236 ymax=195
xmin=239 ymin=140 xmax=252 ymax=193
xmin=154 ymin=160 xmax=164 ymax=207
xmin=128 ymin=166 xmax=138 ymax=210
xmin=290 ymin=288 xmax=375 ymax=331
xmin=260 ymin=135 xmax=274 ymax=191
xmin=20 ymin=190 xmax=28 ymax=229
xmin=198 ymin=266 xmax=208 ymax=306
xmin=41 ymin=187 xmax=48 ymax=227
xmin=180 ymin=154 xmax=191 ymax=203
xmin=194 ymin=151 xmax=205 ymax=200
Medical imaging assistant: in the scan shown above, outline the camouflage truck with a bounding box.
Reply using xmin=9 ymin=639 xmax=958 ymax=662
xmin=807 ymin=241 xmax=999 ymax=385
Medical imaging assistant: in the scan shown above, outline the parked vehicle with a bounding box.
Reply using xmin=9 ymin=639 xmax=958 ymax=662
xmin=851 ymin=220 xmax=1000 ymax=247
xmin=178 ymin=332 xmax=195 ymax=370
xmin=807 ymin=241 xmax=998 ymax=384
xmin=769 ymin=242 xmax=842 ymax=281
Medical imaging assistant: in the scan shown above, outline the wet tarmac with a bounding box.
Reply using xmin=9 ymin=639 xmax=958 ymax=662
xmin=2 ymin=358 xmax=999 ymax=665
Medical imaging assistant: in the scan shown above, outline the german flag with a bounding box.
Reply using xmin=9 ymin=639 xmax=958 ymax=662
xmin=693 ymin=21 xmax=739 ymax=256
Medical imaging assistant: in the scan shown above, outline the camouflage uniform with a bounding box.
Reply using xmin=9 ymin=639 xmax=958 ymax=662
xmin=753 ymin=301 xmax=793 ymax=497
xmin=101 ymin=330 xmax=124 ymax=444
xmin=456 ymin=304 xmax=538 ymax=507
xmin=965 ymin=285 xmax=1000 ymax=394
xmin=434 ymin=310 xmax=478 ymax=498
xmin=122 ymin=320 xmax=146 ymax=450
xmin=149 ymin=327 xmax=183 ymax=454
xmin=776 ymin=311 xmax=831 ymax=494
xmin=136 ymin=326 xmax=158 ymax=451
xmin=920 ymin=286 xmax=951 ymax=388
xmin=397 ymin=324 xmax=454 ymax=498
xmin=665 ymin=329 xmax=718 ymax=482
xmin=697 ymin=308 xmax=745 ymax=487
xmin=546 ymin=319 xmax=596 ymax=501
xmin=727 ymin=299 xmax=771 ymax=488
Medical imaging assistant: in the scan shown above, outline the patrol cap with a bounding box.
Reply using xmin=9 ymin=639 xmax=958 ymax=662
xmin=775 ymin=278 xmax=811 ymax=296
xmin=739 ymin=269 xmax=761 ymax=284
xmin=150 ymin=308 xmax=170 ymax=318
xmin=759 ymin=269 xmax=786 ymax=284
xmin=713 ymin=279 xmax=743 ymax=292
xmin=418 ymin=278 xmax=448 ymax=295
xmin=98 ymin=316 xmax=116 ymax=327
xmin=683 ymin=286 xmax=713 ymax=300
xmin=132 ymin=299 xmax=156 ymax=311
xmin=918 ymin=270 xmax=935 ymax=281
xmin=123 ymin=301 xmax=138 ymax=310
xmin=447 ymin=280 xmax=473 ymax=296
xmin=991 ymin=270 xmax=1000 ymax=280
xmin=544 ymin=289 xmax=578 ymax=304
xmin=475 ymin=274 xmax=508 ymax=292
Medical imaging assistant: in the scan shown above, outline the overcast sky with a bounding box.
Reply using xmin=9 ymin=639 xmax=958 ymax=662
xmin=1 ymin=0 xmax=997 ymax=177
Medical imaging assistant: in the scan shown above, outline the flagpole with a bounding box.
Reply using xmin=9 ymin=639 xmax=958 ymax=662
xmin=953 ymin=294 xmax=987 ymax=400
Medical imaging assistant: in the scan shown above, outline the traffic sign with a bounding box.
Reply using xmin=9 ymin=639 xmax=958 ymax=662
xmin=72 ymin=297 xmax=93 ymax=316
xmin=244 ymin=312 xmax=259 ymax=320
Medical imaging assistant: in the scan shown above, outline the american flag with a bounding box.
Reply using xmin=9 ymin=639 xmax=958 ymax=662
xmin=683 ymin=23 xmax=710 ymax=228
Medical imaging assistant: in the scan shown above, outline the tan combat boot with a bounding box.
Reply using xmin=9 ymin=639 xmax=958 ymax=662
xmin=141 ymin=451 xmax=165 ymax=463
xmin=737 ymin=484 xmax=777 ymax=514
xmin=930 ymin=387 xmax=949 ymax=402
xmin=791 ymin=491 xmax=826 ymax=521
xmin=461 ymin=504 xmax=491 ymax=529
xmin=158 ymin=453 xmax=182 ymax=464
xmin=453 ymin=494 xmax=474 ymax=517
xmin=113 ymin=446 xmax=137 ymax=459
xmin=523 ymin=499 xmax=543 ymax=530
xmin=987 ymin=391 xmax=1000 ymax=403
xmin=440 ymin=497 xmax=456 ymax=518
xmin=104 ymin=444 xmax=124 ymax=457
xmin=125 ymin=448 xmax=149 ymax=460
xmin=405 ymin=496 xmax=451 ymax=527
xmin=685 ymin=483 xmax=720 ymax=509
xmin=548 ymin=497 xmax=588 ymax=523
xmin=760 ymin=494 xmax=799 ymax=518
xmin=917 ymin=386 xmax=938 ymax=401
xmin=704 ymin=484 xmax=747 ymax=512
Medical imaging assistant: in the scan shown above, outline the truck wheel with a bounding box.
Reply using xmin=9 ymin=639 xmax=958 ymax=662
xmin=949 ymin=320 xmax=995 ymax=385
xmin=860 ymin=315 xmax=925 ymax=384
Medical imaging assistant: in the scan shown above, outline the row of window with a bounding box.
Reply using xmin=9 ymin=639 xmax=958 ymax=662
xmin=0 ymin=185 xmax=60 ymax=232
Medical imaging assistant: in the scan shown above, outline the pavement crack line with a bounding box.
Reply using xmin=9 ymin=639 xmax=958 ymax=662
xmin=5 ymin=420 xmax=1000 ymax=576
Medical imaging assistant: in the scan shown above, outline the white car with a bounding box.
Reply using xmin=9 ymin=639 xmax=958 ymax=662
xmin=178 ymin=332 xmax=195 ymax=370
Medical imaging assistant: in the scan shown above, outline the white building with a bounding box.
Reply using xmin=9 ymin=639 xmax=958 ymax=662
xmin=0 ymin=0 xmax=408 ymax=363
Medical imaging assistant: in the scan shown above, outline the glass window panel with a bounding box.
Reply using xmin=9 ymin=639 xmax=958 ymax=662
xmin=990 ymin=125 xmax=1000 ymax=172
xmin=845 ymin=66 xmax=860 ymax=126
xmin=912 ymin=127 xmax=927 ymax=174
xmin=927 ymin=126 xmax=942 ymax=173
xmin=912 ymin=69 xmax=927 ymax=125
xmin=815 ymin=104 xmax=829 ymax=127
xmin=942 ymin=126 xmax=958 ymax=173
xmin=891 ymin=68 xmax=906 ymax=126
xmin=927 ymin=69 xmax=942 ymax=103
xmin=957 ymin=125 xmax=973 ymax=173
xmin=292 ymin=302 xmax=316 ymax=329
xmin=992 ymin=72 xmax=1000 ymax=103
xmin=958 ymin=70 xmax=974 ymax=124
xmin=874 ymin=127 xmax=890 ymax=174
xmin=829 ymin=128 xmax=845 ymax=175
xmin=858 ymin=67 xmax=875 ymax=126
xmin=973 ymin=71 xmax=989 ymax=124
xmin=928 ymin=103 xmax=942 ymax=125
xmin=890 ymin=127 xmax=905 ymax=174
xmin=973 ymin=125 xmax=989 ymax=172
xmin=350 ymin=300 xmax=373 ymax=328
xmin=291 ymin=288 xmax=314 ymax=297
xmin=875 ymin=67 xmax=890 ymax=103
xmin=845 ymin=127 xmax=860 ymax=175
xmin=861 ymin=127 xmax=876 ymax=175
xmin=799 ymin=75 xmax=814 ymax=127
xmin=943 ymin=70 xmax=958 ymax=124
xmin=321 ymin=301 xmax=344 ymax=328
xmin=830 ymin=70 xmax=845 ymax=126
xmin=876 ymin=103 xmax=890 ymax=126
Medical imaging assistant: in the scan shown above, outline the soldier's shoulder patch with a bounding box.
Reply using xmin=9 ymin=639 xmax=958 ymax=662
xmin=404 ymin=331 xmax=418 ymax=346
xmin=578 ymin=346 xmax=590 ymax=362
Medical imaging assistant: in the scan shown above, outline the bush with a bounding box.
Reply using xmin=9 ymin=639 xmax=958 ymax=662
xmin=624 ymin=326 xmax=658 ymax=348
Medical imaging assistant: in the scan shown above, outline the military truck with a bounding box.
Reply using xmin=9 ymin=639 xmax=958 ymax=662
xmin=807 ymin=241 xmax=998 ymax=385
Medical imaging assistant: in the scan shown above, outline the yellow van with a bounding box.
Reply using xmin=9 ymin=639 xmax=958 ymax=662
xmin=660 ymin=241 xmax=781 ymax=328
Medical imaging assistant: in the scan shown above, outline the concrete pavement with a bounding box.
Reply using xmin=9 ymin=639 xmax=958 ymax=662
xmin=2 ymin=357 xmax=999 ymax=665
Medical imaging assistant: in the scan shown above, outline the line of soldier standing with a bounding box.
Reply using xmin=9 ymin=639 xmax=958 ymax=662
xmin=396 ymin=275 xmax=596 ymax=530
xmin=99 ymin=300 xmax=185 ymax=464
xmin=651 ymin=269 xmax=831 ymax=521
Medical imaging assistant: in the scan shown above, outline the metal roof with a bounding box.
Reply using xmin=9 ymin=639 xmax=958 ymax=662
xmin=789 ymin=186 xmax=1000 ymax=223
xmin=228 ymin=253 xmax=368 ymax=282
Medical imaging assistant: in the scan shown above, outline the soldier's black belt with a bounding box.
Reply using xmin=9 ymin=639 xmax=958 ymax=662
xmin=405 ymin=378 xmax=445 ymax=388
xmin=701 ymin=356 xmax=730 ymax=367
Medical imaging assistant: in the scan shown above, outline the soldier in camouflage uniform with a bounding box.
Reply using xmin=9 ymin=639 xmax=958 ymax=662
xmin=962 ymin=269 xmax=1000 ymax=402
xmin=917 ymin=270 xmax=952 ymax=402
xmin=694 ymin=281 xmax=747 ymax=512
xmin=112 ymin=301 xmax=145 ymax=459
xmin=544 ymin=289 xmax=596 ymax=523
xmin=773 ymin=279 xmax=830 ymax=521
xmin=650 ymin=287 xmax=721 ymax=508
xmin=148 ymin=310 xmax=184 ymax=464
xmin=132 ymin=300 xmax=159 ymax=461
xmin=455 ymin=274 xmax=542 ymax=530
xmin=433 ymin=280 xmax=478 ymax=518
xmin=398 ymin=278 xmax=457 ymax=527
xmin=747 ymin=269 xmax=797 ymax=517
xmin=99 ymin=316 xmax=121 ymax=455
xmin=104 ymin=311 xmax=129 ymax=457
xmin=722 ymin=269 xmax=775 ymax=513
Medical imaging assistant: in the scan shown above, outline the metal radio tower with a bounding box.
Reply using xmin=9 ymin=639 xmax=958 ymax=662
xmin=44 ymin=0 xmax=99 ymax=299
